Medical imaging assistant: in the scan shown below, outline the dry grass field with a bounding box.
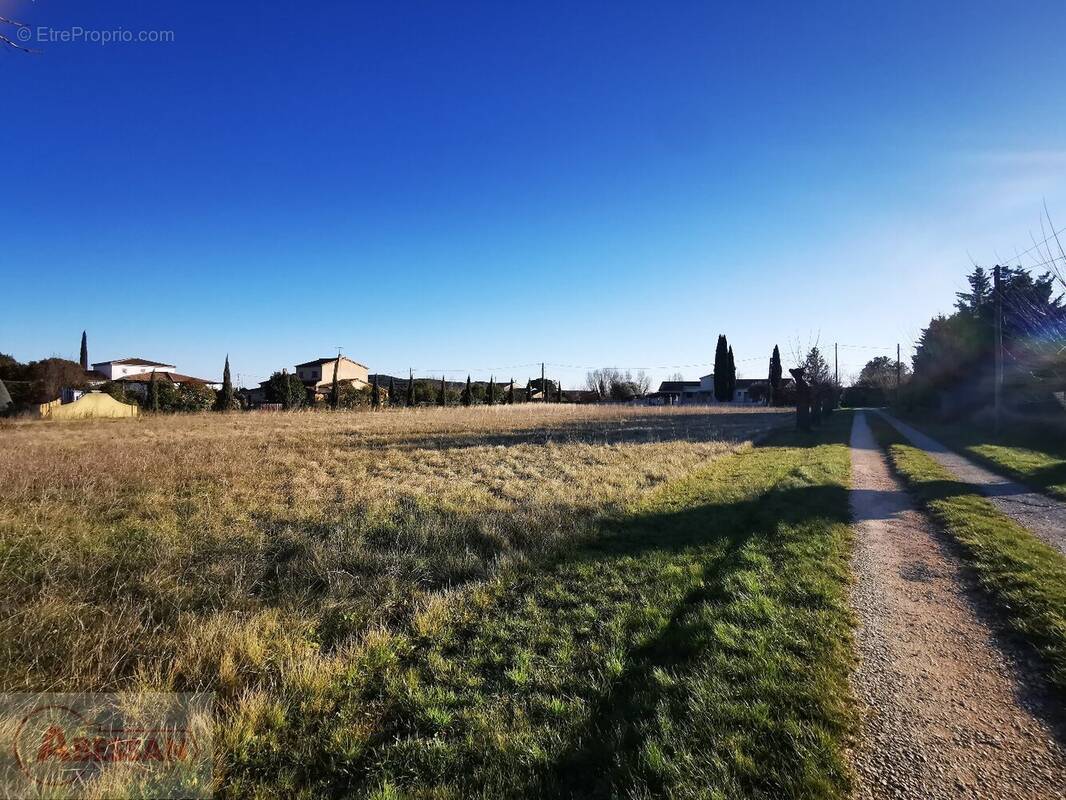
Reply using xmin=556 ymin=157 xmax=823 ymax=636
xmin=0 ymin=404 xmax=816 ymax=796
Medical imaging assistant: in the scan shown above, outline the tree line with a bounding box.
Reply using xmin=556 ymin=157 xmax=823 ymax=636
xmin=881 ymin=265 xmax=1064 ymax=415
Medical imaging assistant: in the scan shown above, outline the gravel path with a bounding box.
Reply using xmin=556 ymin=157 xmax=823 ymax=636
xmin=849 ymin=411 xmax=1066 ymax=799
xmin=877 ymin=411 xmax=1066 ymax=555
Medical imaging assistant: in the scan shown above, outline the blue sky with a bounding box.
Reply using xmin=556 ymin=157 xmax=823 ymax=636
xmin=4 ymin=0 xmax=1066 ymax=388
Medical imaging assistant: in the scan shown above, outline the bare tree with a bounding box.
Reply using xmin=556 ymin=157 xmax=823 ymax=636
xmin=634 ymin=370 xmax=651 ymax=396
xmin=585 ymin=368 xmax=614 ymax=399
xmin=585 ymin=367 xmax=649 ymax=401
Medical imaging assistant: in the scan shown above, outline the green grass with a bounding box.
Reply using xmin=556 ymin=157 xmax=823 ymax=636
xmin=223 ymin=413 xmax=858 ymax=799
xmin=869 ymin=414 xmax=1066 ymax=697
xmin=904 ymin=417 xmax=1066 ymax=501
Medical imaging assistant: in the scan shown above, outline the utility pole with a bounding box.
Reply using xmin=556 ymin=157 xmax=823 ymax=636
xmin=541 ymin=362 xmax=545 ymax=403
xmin=993 ymin=265 xmax=1003 ymax=434
xmin=834 ymin=343 xmax=838 ymax=387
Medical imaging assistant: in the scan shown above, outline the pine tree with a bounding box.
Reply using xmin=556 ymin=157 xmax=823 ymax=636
xmin=330 ymin=357 xmax=341 ymax=410
xmin=802 ymin=347 xmax=831 ymax=386
xmin=406 ymin=370 xmax=415 ymax=407
xmin=713 ymin=335 xmax=730 ymax=401
xmin=438 ymin=376 xmax=446 ymax=406
xmin=727 ymin=346 xmax=736 ymax=400
xmin=508 ymin=377 xmax=515 ymax=405
xmin=487 ymin=375 xmax=495 ymax=405
xmin=461 ymin=375 xmax=473 ymax=406
xmin=955 ymin=267 xmax=993 ymax=316
xmin=218 ymin=355 xmax=234 ymax=411
xmin=388 ymin=376 xmax=396 ymax=407
xmin=79 ymin=331 xmax=88 ymax=371
xmin=769 ymin=345 xmax=782 ymax=405
xmin=371 ymin=375 xmax=381 ymax=408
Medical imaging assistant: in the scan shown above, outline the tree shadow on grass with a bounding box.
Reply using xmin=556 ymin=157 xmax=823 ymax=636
xmin=1009 ymin=460 xmax=1066 ymax=500
xmin=328 ymin=451 xmax=854 ymax=799
xmin=528 ymin=482 xmax=851 ymax=799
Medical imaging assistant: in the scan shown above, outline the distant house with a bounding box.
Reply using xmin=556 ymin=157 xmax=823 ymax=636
xmin=246 ymin=356 xmax=370 ymax=405
xmin=654 ymin=374 xmax=792 ymax=405
xmin=117 ymin=371 xmax=220 ymax=394
xmin=296 ymin=356 xmax=369 ymax=394
xmin=91 ymin=358 xmax=177 ymax=381
xmin=654 ymin=380 xmax=710 ymax=405
xmin=87 ymin=357 xmax=217 ymax=395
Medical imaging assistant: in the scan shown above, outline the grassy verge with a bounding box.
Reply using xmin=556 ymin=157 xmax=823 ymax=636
xmin=869 ymin=414 xmax=1066 ymax=697
xmin=902 ymin=416 xmax=1066 ymax=501
xmin=224 ymin=413 xmax=857 ymax=799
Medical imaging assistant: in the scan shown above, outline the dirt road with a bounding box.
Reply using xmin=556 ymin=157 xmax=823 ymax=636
xmin=849 ymin=411 xmax=1065 ymax=799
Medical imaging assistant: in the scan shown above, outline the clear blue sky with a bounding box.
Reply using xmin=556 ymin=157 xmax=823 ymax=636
xmin=4 ymin=0 xmax=1066 ymax=388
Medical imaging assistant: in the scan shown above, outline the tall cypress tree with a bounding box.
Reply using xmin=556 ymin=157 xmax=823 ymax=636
xmin=713 ymin=335 xmax=729 ymax=401
xmin=508 ymin=377 xmax=515 ymax=405
xmin=281 ymin=368 xmax=302 ymax=410
xmin=147 ymin=370 xmax=160 ymax=412
xmin=330 ymin=357 xmax=341 ymax=409
xmin=727 ymin=346 xmax=736 ymax=400
xmin=218 ymin=355 xmax=234 ymax=411
xmin=526 ymin=379 xmax=533 ymax=402
xmin=406 ymin=370 xmax=415 ymax=407
xmin=487 ymin=375 xmax=495 ymax=405
xmin=461 ymin=375 xmax=473 ymax=406
xmin=371 ymin=375 xmax=381 ymax=409
xmin=388 ymin=376 xmax=396 ymax=407
xmin=556 ymin=379 xmax=563 ymax=403
xmin=79 ymin=331 xmax=89 ymax=371
xmin=438 ymin=376 xmax=446 ymax=406
xmin=769 ymin=345 xmax=783 ymax=405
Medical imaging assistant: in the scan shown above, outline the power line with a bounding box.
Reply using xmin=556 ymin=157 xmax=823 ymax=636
xmin=996 ymin=222 xmax=1066 ymax=265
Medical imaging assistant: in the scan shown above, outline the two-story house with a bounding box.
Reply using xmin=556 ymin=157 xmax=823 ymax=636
xmin=295 ymin=356 xmax=369 ymax=392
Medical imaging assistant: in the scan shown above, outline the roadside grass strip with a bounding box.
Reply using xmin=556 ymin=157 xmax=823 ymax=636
xmin=905 ymin=418 xmax=1066 ymax=502
xmin=869 ymin=414 xmax=1066 ymax=698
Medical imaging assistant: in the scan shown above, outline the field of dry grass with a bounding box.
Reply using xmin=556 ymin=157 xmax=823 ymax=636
xmin=0 ymin=404 xmax=790 ymax=794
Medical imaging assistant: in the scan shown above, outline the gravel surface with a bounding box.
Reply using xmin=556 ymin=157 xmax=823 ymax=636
xmin=849 ymin=411 xmax=1066 ymax=799
xmin=877 ymin=411 xmax=1066 ymax=556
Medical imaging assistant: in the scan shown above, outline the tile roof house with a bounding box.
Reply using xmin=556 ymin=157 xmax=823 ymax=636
xmin=116 ymin=371 xmax=220 ymax=389
xmin=247 ymin=356 xmax=371 ymax=405
xmin=294 ymin=356 xmax=369 ymax=392
xmin=91 ymin=358 xmax=177 ymax=381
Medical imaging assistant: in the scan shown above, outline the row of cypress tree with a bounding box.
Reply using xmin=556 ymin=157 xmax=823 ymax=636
xmin=713 ymin=337 xmax=787 ymax=404
xmin=329 ymin=372 xmax=525 ymax=409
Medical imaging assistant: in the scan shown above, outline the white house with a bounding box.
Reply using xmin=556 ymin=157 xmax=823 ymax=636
xmin=654 ymin=374 xmax=792 ymax=405
xmin=91 ymin=358 xmax=177 ymax=381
